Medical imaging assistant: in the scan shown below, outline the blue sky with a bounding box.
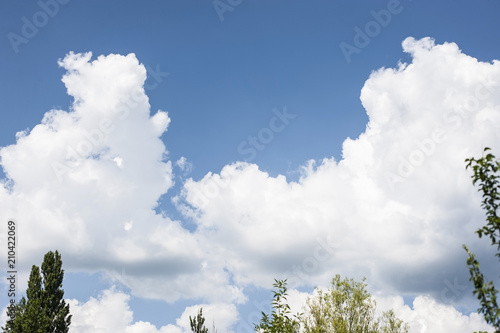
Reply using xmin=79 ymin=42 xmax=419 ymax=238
xmin=1 ymin=1 xmax=500 ymax=332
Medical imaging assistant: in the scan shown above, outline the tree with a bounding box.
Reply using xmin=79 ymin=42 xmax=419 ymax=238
xmin=20 ymin=265 xmax=51 ymax=332
xmin=2 ymin=250 xmax=71 ymax=333
xmin=190 ymin=308 xmax=215 ymax=333
xmin=40 ymin=251 xmax=71 ymax=332
xmin=378 ymin=310 xmax=408 ymax=333
xmin=464 ymin=147 xmax=500 ymax=331
xmin=302 ymin=275 xmax=408 ymax=333
xmin=255 ymin=279 xmax=301 ymax=333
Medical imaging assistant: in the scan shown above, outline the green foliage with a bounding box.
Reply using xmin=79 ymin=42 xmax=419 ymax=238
xmin=2 ymin=250 xmax=71 ymax=333
xmin=22 ymin=265 xmax=51 ymax=332
xmin=303 ymin=288 xmax=329 ymax=333
xmin=465 ymin=148 xmax=500 ymax=331
xmin=190 ymin=308 xmax=209 ymax=333
xmin=2 ymin=298 xmax=25 ymax=333
xmin=40 ymin=251 xmax=71 ymax=332
xmin=379 ymin=310 xmax=408 ymax=333
xmin=466 ymin=148 xmax=500 ymax=249
xmin=255 ymin=279 xmax=301 ymax=333
xmin=303 ymin=275 xmax=408 ymax=333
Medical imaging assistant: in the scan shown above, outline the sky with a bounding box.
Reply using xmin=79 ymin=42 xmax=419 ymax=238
xmin=0 ymin=0 xmax=500 ymax=332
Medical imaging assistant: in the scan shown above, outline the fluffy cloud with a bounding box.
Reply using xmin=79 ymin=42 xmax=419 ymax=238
xmin=57 ymin=287 xmax=491 ymax=333
xmin=179 ymin=37 xmax=500 ymax=308
xmin=286 ymin=288 xmax=494 ymax=333
xmin=374 ymin=294 xmax=493 ymax=333
xmin=66 ymin=289 xmax=238 ymax=333
xmin=68 ymin=289 xmax=133 ymax=332
xmin=0 ymin=52 xmax=242 ymax=304
xmin=1 ymin=37 xmax=499 ymax=332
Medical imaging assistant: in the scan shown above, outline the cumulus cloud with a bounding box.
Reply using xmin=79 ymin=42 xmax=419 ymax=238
xmin=287 ymin=287 xmax=494 ymax=333
xmin=0 ymin=52 xmax=241 ymax=304
xmin=65 ymin=287 xmax=493 ymax=333
xmin=179 ymin=36 xmax=500 ymax=310
xmin=67 ymin=289 xmax=238 ymax=333
xmin=374 ymin=294 xmax=494 ymax=333
xmin=68 ymin=289 xmax=133 ymax=332
xmin=1 ymin=37 xmax=499 ymax=332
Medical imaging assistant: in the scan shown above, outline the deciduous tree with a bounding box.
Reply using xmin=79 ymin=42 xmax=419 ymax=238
xmin=302 ymin=275 xmax=408 ymax=333
xmin=464 ymin=147 xmax=500 ymax=332
xmin=255 ymin=279 xmax=301 ymax=333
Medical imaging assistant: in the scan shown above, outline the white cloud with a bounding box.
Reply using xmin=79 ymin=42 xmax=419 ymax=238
xmin=1 ymin=289 xmax=491 ymax=333
xmin=0 ymin=52 xmax=241 ymax=304
xmin=66 ymin=288 xmax=238 ymax=333
xmin=1 ymin=37 xmax=499 ymax=332
xmin=293 ymin=288 xmax=494 ymax=333
xmin=179 ymin=36 xmax=500 ymax=308
xmin=174 ymin=303 xmax=239 ymax=333
xmin=68 ymin=289 xmax=133 ymax=332
xmin=175 ymin=156 xmax=193 ymax=176
xmin=374 ymin=294 xmax=494 ymax=333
